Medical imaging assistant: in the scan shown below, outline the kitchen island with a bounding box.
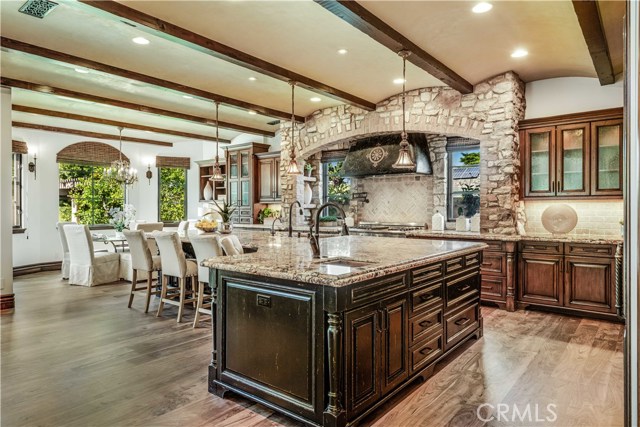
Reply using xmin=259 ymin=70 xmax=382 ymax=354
xmin=203 ymin=234 xmax=486 ymax=427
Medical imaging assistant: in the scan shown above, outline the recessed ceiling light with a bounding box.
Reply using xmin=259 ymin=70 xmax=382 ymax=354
xmin=132 ymin=36 xmax=150 ymax=45
xmin=472 ymin=2 xmax=493 ymax=13
xmin=182 ymin=95 xmax=193 ymax=99
xmin=248 ymin=110 xmax=257 ymax=115
xmin=393 ymin=78 xmax=406 ymax=85
xmin=248 ymin=77 xmax=257 ymax=81
xmin=74 ymin=68 xmax=89 ymax=74
xmin=511 ymin=48 xmax=528 ymax=58
xmin=337 ymin=48 xmax=348 ymax=55
xmin=310 ymin=97 xmax=321 ymax=102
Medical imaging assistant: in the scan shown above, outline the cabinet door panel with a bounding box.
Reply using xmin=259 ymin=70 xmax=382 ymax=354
xmin=518 ymin=253 xmax=563 ymax=306
xmin=240 ymin=181 xmax=250 ymax=207
xmin=240 ymin=152 xmax=250 ymax=178
xmin=565 ymin=257 xmax=615 ymax=313
xmin=381 ymin=297 xmax=408 ymax=395
xmin=524 ymin=127 xmax=556 ymax=197
xmin=591 ymin=120 xmax=623 ymax=196
xmin=259 ymin=160 xmax=273 ymax=201
xmin=557 ymin=123 xmax=590 ymax=196
xmin=229 ymin=153 xmax=238 ymax=179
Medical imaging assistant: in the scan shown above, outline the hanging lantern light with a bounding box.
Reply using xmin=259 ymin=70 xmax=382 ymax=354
xmin=286 ymin=80 xmax=302 ymax=175
xmin=210 ymin=101 xmax=224 ymax=181
xmin=392 ymin=49 xmax=416 ymax=169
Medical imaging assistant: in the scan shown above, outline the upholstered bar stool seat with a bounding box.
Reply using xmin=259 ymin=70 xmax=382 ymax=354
xmin=189 ymin=235 xmax=223 ymax=328
xmin=219 ymin=235 xmax=244 ymax=256
xmin=120 ymin=222 xmax=164 ymax=282
xmin=123 ymin=230 xmax=163 ymax=313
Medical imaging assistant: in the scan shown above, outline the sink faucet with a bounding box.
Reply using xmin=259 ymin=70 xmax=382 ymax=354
xmin=287 ymin=200 xmax=304 ymax=237
xmin=270 ymin=217 xmax=283 ymax=236
xmin=310 ymin=202 xmax=350 ymax=258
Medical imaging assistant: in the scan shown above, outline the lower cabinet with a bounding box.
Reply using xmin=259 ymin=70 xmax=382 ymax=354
xmin=564 ymin=256 xmax=615 ymax=313
xmin=381 ymin=296 xmax=409 ymax=395
xmin=518 ymin=252 xmax=563 ymax=306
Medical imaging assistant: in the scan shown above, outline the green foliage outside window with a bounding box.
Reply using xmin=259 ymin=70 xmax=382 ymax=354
xmin=327 ymin=161 xmax=351 ymax=205
xmin=58 ymin=163 xmax=124 ymax=225
xmin=459 ymin=152 xmax=480 ymax=165
xmin=159 ymin=167 xmax=187 ymax=222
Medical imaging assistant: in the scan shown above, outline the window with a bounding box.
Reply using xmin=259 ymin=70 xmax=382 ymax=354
xmin=58 ymin=163 xmax=125 ymax=226
xmin=158 ymin=167 xmax=187 ymax=223
xmin=447 ymin=146 xmax=480 ymax=220
xmin=321 ymin=159 xmax=351 ymax=217
xmin=12 ymin=153 xmax=23 ymax=229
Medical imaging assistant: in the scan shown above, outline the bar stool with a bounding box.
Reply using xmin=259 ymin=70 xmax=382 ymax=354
xmin=154 ymin=231 xmax=198 ymax=323
xmin=189 ymin=235 xmax=224 ymax=328
xmin=219 ymin=235 xmax=244 ymax=256
xmin=123 ymin=230 xmax=162 ymax=313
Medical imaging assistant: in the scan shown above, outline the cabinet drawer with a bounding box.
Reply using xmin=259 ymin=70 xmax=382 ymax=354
xmin=411 ymin=262 xmax=444 ymax=287
xmin=445 ymin=257 xmax=464 ymax=274
xmin=520 ymin=241 xmax=563 ymax=255
xmin=236 ymin=217 xmax=252 ymax=224
xmin=446 ymin=271 xmax=480 ymax=310
xmin=410 ymin=308 xmax=442 ymax=346
xmin=350 ymin=273 xmax=408 ymax=307
xmin=445 ymin=302 xmax=480 ymax=350
xmin=410 ymin=282 xmax=443 ymax=315
xmin=565 ymin=243 xmax=616 ymax=258
xmin=410 ymin=333 xmax=443 ymax=375
xmin=239 ymin=209 xmax=252 ymax=217
xmin=465 ymin=252 xmax=481 ymax=268
xmin=483 ymin=240 xmax=505 ymax=252
xmin=481 ymin=252 xmax=506 ymax=275
xmin=481 ymin=275 xmax=505 ymax=300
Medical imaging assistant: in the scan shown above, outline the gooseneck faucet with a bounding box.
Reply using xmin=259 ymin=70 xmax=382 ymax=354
xmin=270 ymin=217 xmax=283 ymax=236
xmin=287 ymin=200 xmax=304 ymax=237
xmin=310 ymin=202 xmax=350 ymax=258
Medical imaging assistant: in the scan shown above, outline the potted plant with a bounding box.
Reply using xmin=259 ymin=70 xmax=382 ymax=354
xmin=108 ymin=204 xmax=136 ymax=238
xmin=212 ymin=199 xmax=236 ymax=234
xmin=304 ymin=162 xmax=315 ymax=177
xmin=318 ymin=215 xmax=338 ymax=227
xmin=457 ymin=184 xmax=480 ymax=232
xmin=258 ymin=207 xmax=279 ymax=226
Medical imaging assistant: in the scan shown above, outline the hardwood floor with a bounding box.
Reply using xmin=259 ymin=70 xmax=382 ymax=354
xmin=1 ymin=272 xmax=624 ymax=427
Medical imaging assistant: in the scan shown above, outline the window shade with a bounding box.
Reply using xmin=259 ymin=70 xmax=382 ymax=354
xmin=320 ymin=149 xmax=348 ymax=163
xmin=446 ymin=137 xmax=480 ymax=149
xmin=12 ymin=140 xmax=28 ymax=154
xmin=56 ymin=141 xmax=129 ymax=166
xmin=156 ymin=156 xmax=191 ymax=169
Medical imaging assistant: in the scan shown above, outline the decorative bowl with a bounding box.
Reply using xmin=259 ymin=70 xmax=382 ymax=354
xmin=195 ymin=220 xmax=218 ymax=233
xmin=541 ymin=204 xmax=578 ymax=235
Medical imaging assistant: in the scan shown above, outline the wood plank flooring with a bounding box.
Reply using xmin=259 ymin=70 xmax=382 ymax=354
xmin=1 ymin=272 xmax=624 ymax=427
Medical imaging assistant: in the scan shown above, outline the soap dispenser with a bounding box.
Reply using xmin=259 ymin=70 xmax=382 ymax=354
xmin=432 ymin=210 xmax=445 ymax=231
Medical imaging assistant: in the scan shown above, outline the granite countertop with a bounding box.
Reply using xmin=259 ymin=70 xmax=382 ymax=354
xmin=406 ymin=229 xmax=623 ymax=245
xmin=202 ymin=233 xmax=486 ymax=287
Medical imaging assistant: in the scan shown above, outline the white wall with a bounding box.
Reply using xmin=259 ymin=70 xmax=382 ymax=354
xmin=524 ymin=76 xmax=623 ymax=119
xmin=1 ymin=87 xmax=13 ymax=298
xmin=11 ymin=128 xmax=205 ymax=267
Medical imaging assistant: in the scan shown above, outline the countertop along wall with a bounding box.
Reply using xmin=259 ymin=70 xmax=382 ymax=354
xmin=11 ymin=129 xmax=205 ymax=267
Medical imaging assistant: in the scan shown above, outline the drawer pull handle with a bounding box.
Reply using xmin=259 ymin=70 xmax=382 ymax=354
xmin=418 ymin=320 xmax=433 ymax=328
xmin=454 ymin=317 xmax=470 ymax=326
xmin=457 ymin=285 xmax=472 ymax=292
xmin=419 ymin=346 xmax=434 ymax=355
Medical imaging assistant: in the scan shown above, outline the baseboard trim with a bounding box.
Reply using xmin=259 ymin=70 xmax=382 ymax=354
xmin=0 ymin=293 xmax=15 ymax=313
xmin=13 ymin=261 xmax=62 ymax=277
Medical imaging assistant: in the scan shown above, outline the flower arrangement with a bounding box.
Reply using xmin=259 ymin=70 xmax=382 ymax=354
xmin=108 ymin=204 xmax=136 ymax=232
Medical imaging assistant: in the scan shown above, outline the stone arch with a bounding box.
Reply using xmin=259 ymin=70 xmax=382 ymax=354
xmin=56 ymin=141 xmax=129 ymax=166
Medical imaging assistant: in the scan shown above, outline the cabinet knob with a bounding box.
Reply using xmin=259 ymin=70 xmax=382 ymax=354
xmin=418 ymin=319 xmax=433 ymax=328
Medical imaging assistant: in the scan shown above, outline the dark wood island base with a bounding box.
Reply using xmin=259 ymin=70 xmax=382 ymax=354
xmin=207 ymin=249 xmax=484 ymax=427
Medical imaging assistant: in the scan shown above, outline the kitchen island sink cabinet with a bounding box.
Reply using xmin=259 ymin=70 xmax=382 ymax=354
xmin=203 ymin=235 xmax=485 ymax=427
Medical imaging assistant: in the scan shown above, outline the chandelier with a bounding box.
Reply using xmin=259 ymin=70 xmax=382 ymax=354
xmin=105 ymin=126 xmax=138 ymax=185
xmin=210 ymin=101 xmax=224 ymax=181
xmin=392 ymin=49 xmax=416 ymax=169
xmin=285 ymin=80 xmax=302 ymax=175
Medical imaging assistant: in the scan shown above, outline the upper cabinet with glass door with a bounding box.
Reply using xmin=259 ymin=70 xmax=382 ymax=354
xmin=520 ymin=109 xmax=623 ymax=199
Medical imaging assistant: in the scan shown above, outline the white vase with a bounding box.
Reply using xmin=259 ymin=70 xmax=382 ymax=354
xmin=455 ymin=217 xmax=470 ymax=232
xmin=114 ymin=231 xmax=125 ymax=239
xmin=203 ymin=181 xmax=213 ymax=201
xmin=303 ymin=182 xmax=313 ymax=205
xmin=470 ymin=214 xmax=480 ymax=232
xmin=431 ymin=210 xmax=445 ymax=231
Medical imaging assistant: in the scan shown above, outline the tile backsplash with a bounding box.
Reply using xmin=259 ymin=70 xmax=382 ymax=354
xmin=523 ymin=199 xmax=624 ymax=237
xmin=356 ymin=175 xmax=433 ymax=224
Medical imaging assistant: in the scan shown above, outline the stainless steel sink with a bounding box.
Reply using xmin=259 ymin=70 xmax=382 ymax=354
xmin=311 ymin=257 xmax=376 ymax=276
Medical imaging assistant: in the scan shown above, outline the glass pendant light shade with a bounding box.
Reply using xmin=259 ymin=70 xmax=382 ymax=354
xmin=392 ymin=50 xmax=416 ymax=170
xmin=287 ymin=81 xmax=302 ymax=175
xmin=210 ymin=101 xmax=225 ymax=181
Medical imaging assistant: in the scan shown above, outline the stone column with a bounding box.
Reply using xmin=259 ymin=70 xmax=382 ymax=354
xmin=1 ymin=86 xmax=14 ymax=313
xmin=427 ymin=135 xmax=448 ymax=222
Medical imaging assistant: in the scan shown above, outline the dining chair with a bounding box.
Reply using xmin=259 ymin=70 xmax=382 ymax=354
xmin=189 ymin=235 xmax=223 ymax=328
xmin=219 ymin=235 xmax=245 ymax=256
xmin=65 ymin=224 xmax=120 ymax=287
xmin=154 ymin=231 xmax=198 ymax=323
xmin=123 ymin=230 xmax=162 ymax=313
xmin=56 ymin=221 xmax=76 ymax=279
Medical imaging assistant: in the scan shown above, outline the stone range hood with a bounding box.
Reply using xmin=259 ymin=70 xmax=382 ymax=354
xmin=341 ymin=133 xmax=433 ymax=178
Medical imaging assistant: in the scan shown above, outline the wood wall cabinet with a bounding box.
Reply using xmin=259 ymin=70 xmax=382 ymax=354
xmin=195 ymin=159 xmax=226 ymax=202
xmin=224 ymin=142 xmax=270 ymax=224
xmin=518 ymin=241 xmax=622 ymax=319
xmin=256 ymin=151 xmax=281 ymax=203
xmin=519 ymin=108 xmax=623 ymax=199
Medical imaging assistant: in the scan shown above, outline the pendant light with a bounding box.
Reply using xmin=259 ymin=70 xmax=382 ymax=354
xmin=392 ymin=50 xmax=416 ymax=169
xmin=105 ymin=126 xmax=138 ymax=185
xmin=210 ymin=101 xmax=224 ymax=181
xmin=285 ymin=80 xmax=302 ymax=175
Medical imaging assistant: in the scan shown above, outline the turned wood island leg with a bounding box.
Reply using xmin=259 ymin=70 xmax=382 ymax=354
xmin=505 ymin=242 xmax=517 ymax=312
xmin=324 ymin=312 xmax=346 ymax=427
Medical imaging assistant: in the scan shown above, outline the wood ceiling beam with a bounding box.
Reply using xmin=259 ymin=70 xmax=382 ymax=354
xmin=12 ymin=105 xmax=230 ymax=143
xmin=1 ymin=77 xmax=275 ymax=137
xmin=1 ymin=36 xmax=302 ymax=123
xmin=76 ymin=0 xmax=377 ymax=111
xmin=314 ymin=0 xmax=473 ymax=94
xmin=571 ymin=0 xmax=615 ymax=85
xmin=13 ymin=122 xmax=173 ymax=147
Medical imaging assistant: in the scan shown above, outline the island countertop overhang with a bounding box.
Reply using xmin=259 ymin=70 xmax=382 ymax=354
xmin=202 ymin=234 xmax=487 ymax=287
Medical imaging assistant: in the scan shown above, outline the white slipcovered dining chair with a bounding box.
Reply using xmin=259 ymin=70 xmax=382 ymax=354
xmin=56 ymin=221 xmax=76 ymax=279
xmin=154 ymin=231 xmax=198 ymax=323
xmin=119 ymin=222 xmax=164 ymax=282
xmin=123 ymin=230 xmax=162 ymax=313
xmin=219 ymin=235 xmax=244 ymax=256
xmin=189 ymin=235 xmax=223 ymax=328
xmin=65 ymin=224 xmax=120 ymax=286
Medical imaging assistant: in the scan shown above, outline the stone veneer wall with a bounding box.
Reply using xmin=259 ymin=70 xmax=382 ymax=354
xmin=280 ymin=72 xmax=526 ymax=234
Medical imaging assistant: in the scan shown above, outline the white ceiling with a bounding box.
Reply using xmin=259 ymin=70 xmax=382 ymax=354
xmin=0 ymin=0 xmax=625 ymax=147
